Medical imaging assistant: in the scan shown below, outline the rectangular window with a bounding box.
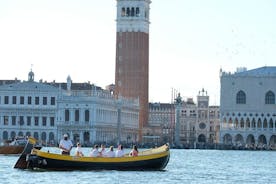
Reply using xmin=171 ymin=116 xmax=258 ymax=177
xmin=65 ymin=109 xmax=70 ymax=122
xmin=35 ymin=97 xmax=39 ymax=105
xmin=12 ymin=116 xmax=16 ymax=125
xmin=19 ymin=116 xmax=24 ymax=125
xmin=43 ymin=97 xmax=47 ymax=105
xmin=4 ymin=116 xmax=8 ymax=125
xmin=50 ymin=117 xmax=55 ymax=126
xmin=35 ymin=117 xmax=39 ymax=126
xmin=85 ymin=110 xmax=90 ymax=122
xmin=28 ymin=96 xmax=32 ymax=104
xmin=75 ymin=110 xmax=79 ymax=122
xmin=42 ymin=117 xmax=47 ymax=126
xmin=4 ymin=96 xmax=9 ymax=104
xmin=20 ymin=96 xmax=24 ymax=104
xmin=51 ymin=97 xmax=55 ymax=105
xmin=12 ymin=96 xmax=16 ymax=104
xmin=27 ymin=116 xmax=31 ymax=126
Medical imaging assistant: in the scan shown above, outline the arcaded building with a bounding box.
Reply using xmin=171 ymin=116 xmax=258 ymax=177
xmin=0 ymin=71 xmax=139 ymax=145
xmin=220 ymin=66 xmax=276 ymax=149
xmin=114 ymin=0 xmax=151 ymax=141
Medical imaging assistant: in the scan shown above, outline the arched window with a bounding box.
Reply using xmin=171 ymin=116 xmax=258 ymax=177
xmin=3 ymin=131 xmax=8 ymax=140
xmin=263 ymin=118 xmax=268 ymax=128
xmin=235 ymin=118 xmax=239 ymax=128
xmin=240 ymin=118 xmax=244 ymax=128
xmin=269 ymin=119 xmax=273 ymax=128
xmin=252 ymin=118 xmax=256 ymax=128
xmin=246 ymin=118 xmax=250 ymax=128
xmin=41 ymin=132 xmax=46 ymax=141
xmin=257 ymin=118 xmax=262 ymax=128
xmin=265 ymin=91 xmax=275 ymax=104
xmin=34 ymin=132 xmax=39 ymax=140
xmin=10 ymin=131 xmax=16 ymax=139
xmin=236 ymin=90 xmax=246 ymax=104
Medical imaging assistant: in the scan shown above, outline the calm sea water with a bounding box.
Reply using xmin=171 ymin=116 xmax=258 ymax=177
xmin=1 ymin=149 xmax=276 ymax=184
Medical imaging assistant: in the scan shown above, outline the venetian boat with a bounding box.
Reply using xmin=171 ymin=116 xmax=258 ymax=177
xmin=0 ymin=137 xmax=27 ymax=154
xmin=14 ymin=137 xmax=170 ymax=171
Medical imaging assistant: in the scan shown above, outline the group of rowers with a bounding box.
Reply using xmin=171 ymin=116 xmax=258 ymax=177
xmin=59 ymin=133 xmax=138 ymax=157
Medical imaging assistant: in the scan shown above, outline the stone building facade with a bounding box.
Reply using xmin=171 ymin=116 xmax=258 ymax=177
xmin=220 ymin=67 xmax=276 ymax=149
xmin=0 ymin=71 xmax=139 ymax=146
xmin=146 ymin=89 xmax=220 ymax=148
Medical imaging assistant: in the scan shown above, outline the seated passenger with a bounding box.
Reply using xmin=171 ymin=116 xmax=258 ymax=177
xmin=100 ymin=144 xmax=107 ymax=157
xmin=90 ymin=144 xmax=100 ymax=157
xmin=105 ymin=146 xmax=115 ymax=157
xmin=75 ymin=142 xmax=84 ymax=157
xmin=129 ymin=145 xmax=139 ymax=157
xmin=115 ymin=144 xmax=125 ymax=157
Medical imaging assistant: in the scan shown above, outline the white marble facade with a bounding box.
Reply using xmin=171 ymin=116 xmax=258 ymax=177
xmin=220 ymin=67 xmax=276 ymax=148
xmin=0 ymin=71 xmax=139 ymax=146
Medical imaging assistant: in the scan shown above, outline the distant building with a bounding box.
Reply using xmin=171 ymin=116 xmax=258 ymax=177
xmin=220 ymin=66 xmax=276 ymax=149
xmin=146 ymin=103 xmax=174 ymax=145
xmin=0 ymin=71 xmax=60 ymax=145
xmin=147 ymin=89 xmax=220 ymax=148
xmin=195 ymin=89 xmax=220 ymax=145
xmin=0 ymin=71 xmax=139 ymax=146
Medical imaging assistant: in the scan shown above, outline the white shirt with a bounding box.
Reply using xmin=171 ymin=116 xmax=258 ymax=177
xmin=100 ymin=149 xmax=107 ymax=157
xmin=75 ymin=146 xmax=83 ymax=156
xmin=90 ymin=149 xmax=100 ymax=157
xmin=59 ymin=139 xmax=73 ymax=151
xmin=106 ymin=150 xmax=115 ymax=157
xmin=115 ymin=149 xmax=124 ymax=157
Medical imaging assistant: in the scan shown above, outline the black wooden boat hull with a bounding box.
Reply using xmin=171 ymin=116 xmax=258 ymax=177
xmin=27 ymin=153 xmax=170 ymax=171
xmin=14 ymin=137 xmax=170 ymax=171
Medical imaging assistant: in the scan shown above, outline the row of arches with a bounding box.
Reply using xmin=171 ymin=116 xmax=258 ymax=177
xmin=236 ymin=90 xmax=275 ymax=104
xmin=222 ymin=117 xmax=276 ymax=129
xmin=2 ymin=131 xmax=55 ymax=145
xmin=222 ymin=133 xmax=276 ymax=148
xmin=121 ymin=7 xmax=140 ymax=17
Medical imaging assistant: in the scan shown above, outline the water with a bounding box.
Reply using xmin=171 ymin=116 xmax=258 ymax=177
xmin=1 ymin=149 xmax=276 ymax=184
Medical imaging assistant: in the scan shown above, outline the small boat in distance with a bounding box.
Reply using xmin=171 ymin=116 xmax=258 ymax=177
xmin=14 ymin=137 xmax=170 ymax=171
xmin=0 ymin=137 xmax=27 ymax=154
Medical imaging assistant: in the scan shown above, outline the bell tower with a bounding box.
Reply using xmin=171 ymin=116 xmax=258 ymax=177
xmin=114 ymin=0 xmax=151 ymax=142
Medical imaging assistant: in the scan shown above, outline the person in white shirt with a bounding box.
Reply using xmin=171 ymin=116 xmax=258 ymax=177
xmin=59 ymin=134 xmax=73 ymax=155
xmin=105 ymin=146 xmax=115 ymax=157
xmin=75 ymin=142 xmax=84 ymax=157
xmin=115 ymin=144 xmax=125 ymax=157
xmin=100 ymin=144 xmax=107 ymax=157
xmin=90 ymin=144 xmax=100 ymax=157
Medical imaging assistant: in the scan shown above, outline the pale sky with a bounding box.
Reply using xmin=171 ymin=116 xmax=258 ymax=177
xmin=0 ymin=0 xmax=276 ymax=105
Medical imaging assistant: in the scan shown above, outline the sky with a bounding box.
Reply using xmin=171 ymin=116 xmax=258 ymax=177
xmin=0 ymin=0 xmax=276 ymax=105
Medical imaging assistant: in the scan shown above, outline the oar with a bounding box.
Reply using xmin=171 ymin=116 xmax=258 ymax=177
xmin=14 ymin=137 xmax=36 ymax=169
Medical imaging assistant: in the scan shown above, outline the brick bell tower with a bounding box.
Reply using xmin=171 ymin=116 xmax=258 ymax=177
xmin=115 ymin=0 xmax=151 ymax=142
